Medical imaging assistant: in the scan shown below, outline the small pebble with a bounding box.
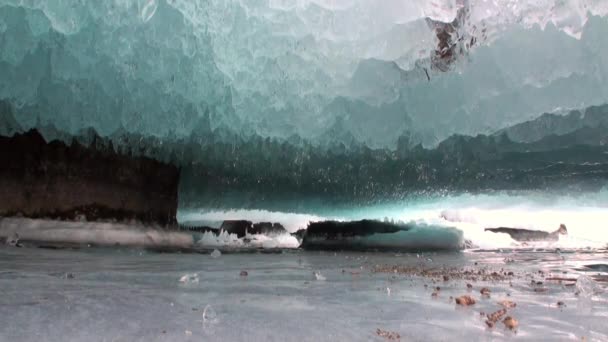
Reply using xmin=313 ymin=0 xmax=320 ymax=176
xmin=455 ymin=295 xmax=476 ymax=306
xmin=503 ymin=316 xmax=518 ymax=330
xmin=498 ymin=300 xmax=517 ymax=308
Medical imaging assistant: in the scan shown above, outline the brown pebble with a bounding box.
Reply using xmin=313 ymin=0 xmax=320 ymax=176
xmin=487 ymin=308 xmax=507 ymax=322
xmin=431 ymin=291 xmax=439 ymax=298
xmin=455 ymin=295 xmax=476 ymax=306
xmin=486 ymin=308 xmax=507 ymax=328
xmin=240 ymin=270 xmax=248 ymax=277
xmin=557 ymin=301 xmax=566 ymax=307
xmin=503 ymin=316 xmax=518 ymax=330
xmin=436 ymin=286 xmax=441 ymax=291
xmin=498 ymin=300 xmax=517 ymax=308
xmin=466 ymin=283 xmax=473 ymax=289
xmin=443 ymin=275 xmax=450 ymax=281
xmin=376 ymin=328 xmax=400 ymax=340
xmin=480 ymin=287 xmax=491 ymax=296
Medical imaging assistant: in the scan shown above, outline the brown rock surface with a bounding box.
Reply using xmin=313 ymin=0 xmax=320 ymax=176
xmin=0 ymin=129 xmax=179 ymax=226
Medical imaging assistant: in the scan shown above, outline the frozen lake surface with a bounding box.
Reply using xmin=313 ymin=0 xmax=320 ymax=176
xmin=0 ymin=246 xmax=607 ymax=341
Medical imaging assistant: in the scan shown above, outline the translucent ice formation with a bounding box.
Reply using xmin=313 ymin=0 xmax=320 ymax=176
xmin=0 ymin=1 xmax=607 ymax=147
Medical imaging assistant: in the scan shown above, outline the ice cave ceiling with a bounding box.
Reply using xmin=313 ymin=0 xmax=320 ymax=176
xmin=0 ymin=0 xmax=607 ymax=149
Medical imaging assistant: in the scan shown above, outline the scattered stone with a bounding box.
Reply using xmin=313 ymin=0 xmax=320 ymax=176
xmin=534 ymin=288 xmax=548 ymax=293
xmin=466 ymin=283 xmax=473 ymax=290
xmin=220 ymin=220 xmax=252 ymax=238
xmin=251 ymin=222 xmax=288 ymax=236
xmin=557 ymin=301 xmax=566 ymax=307
xmin=376 ymin=328 xmax=400 ymax=341
xmin=431 ymin=291 xmax=439 ymax=298
xmin=372 ymin=265 xmax=509 ymax=282
xmin=455 ymin=295 xmax=476 ymax=306
xmin=240 ymin=270 xmax=248 ymax=277
xmin=546 ymin=277 xmax=577 ymax=282
xmin=503 ymin=316 xmax=518 ymax=330
xmin=64 ymin=273 xmax=75 ymax=279
xmin=480 ymin=287 xmax=491 ymax=296
xmin=498 ymin=300 xmax=517 ymax=308
xmin=314 ymin=271 xmax=326 ymax=281
xmin=486 ymin=308 xmax=507 ymax=328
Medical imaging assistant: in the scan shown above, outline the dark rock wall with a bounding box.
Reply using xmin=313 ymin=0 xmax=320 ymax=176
xmin=0 ymin=130 xmax=180 ymax=226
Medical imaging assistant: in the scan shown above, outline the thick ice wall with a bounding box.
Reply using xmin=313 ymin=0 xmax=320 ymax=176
xmin=0 ymin=1 xmax=607 ymax=147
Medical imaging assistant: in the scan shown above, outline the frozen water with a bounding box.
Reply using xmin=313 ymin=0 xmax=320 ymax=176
xmin=302 ymin=223 xmax=464 ymax=251
xmin=210 ymin=249 xmax=222 ymax=259
xmin=179 ymin=188 xmax=608 ymax=251
xmin=0 ymin=2 xmax=606 ymax=147
xmin=0 ymin=246 xmax=606 ymax=341
xmin=179 ymin=273 xmax=199 ymax=284
xmin=202 ymin=304 xmax=219 ymax=325
xmin=576 ymin=275 xmax=604 ymax=298
xmin=3 ymin=188 xmax=606 ymax=253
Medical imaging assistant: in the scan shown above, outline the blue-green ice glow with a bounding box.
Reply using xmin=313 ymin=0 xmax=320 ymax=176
xmin=1 ymin=1 xmax=607 ymax=147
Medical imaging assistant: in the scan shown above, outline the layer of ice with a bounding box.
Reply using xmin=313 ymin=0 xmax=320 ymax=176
xmin=302 ymin=224 xmax=464 ymax=251
xmin=180 ymin=187 xmax=608 ymax=251
xmin=0 ymin=1 xmax=607 ymax=147
xmin=1 ymin=247 xmax=606 ymax=341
